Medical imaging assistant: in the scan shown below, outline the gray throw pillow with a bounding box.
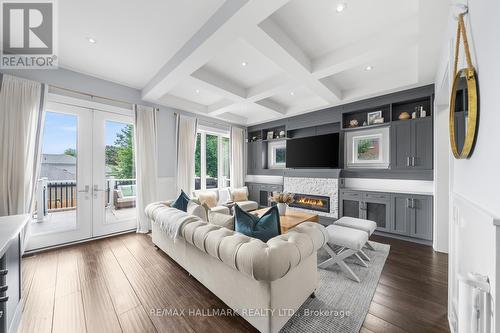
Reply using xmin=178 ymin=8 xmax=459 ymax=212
xmin=187 ymin=200 xmax=208 ymax=222
xmin=208 ymin=211 xmax=235 ymax=230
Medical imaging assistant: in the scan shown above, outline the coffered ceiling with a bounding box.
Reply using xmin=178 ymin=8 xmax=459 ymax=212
xmin=59 ymin=0 xmax=449 ymax=125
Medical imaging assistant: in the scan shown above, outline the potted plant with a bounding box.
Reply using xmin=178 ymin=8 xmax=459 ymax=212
xmin=270 ymin=192 xmax=295 ymax=216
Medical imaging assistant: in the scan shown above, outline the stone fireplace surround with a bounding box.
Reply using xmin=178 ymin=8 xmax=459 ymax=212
xmin=283 ymin=176 xmax=339 ymax=219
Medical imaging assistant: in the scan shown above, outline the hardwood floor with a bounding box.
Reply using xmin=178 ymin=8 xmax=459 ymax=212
xmin=19 ymin=233 xmax=449 ymax=333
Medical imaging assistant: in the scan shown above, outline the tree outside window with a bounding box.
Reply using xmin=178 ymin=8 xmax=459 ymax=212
xmin=195 ymin=130 xmax=230 ymax=190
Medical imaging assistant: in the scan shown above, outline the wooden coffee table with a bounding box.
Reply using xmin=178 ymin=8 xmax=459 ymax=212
xmin=251 ymin=207 xmax=318 ymax=233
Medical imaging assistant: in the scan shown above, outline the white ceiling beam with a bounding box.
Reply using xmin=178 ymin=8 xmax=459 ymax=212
xmin=246 ymin=74 xmax=294 ymax=102
xmin=191 ymin=68 xmax=247 ymax=100
xmin=189 ymin=67 xmax=289 ymax=117
xmin=158 ymin=94 xmax=247 ymax=125
xmin=159 ymin=94 xmax=208 ymax=114
xmin=255 ymin=99 xmax=287 ymax=115
xmin=217 ymin=112 xmax=248 ymax=124
xmin=342 ymin=63 xmax=418 ymax=101
xmin=207 ymin=99 xmax=234 ymax=115
xmin=142 ymin=0 xmax=291 ymax=101
xmin=312 ymin=17 xmax=419 ymax=79
xmin=244 ymin=18 xmax=342 ymax=103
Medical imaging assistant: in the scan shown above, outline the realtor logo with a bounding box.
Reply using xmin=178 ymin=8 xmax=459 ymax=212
xmin=1 ymin=0 xmax=58 ymax=68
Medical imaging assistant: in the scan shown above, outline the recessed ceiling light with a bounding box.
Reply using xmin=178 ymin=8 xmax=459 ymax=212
xmin=195 ymin=89 xmax=200 ymax=94
xmin=241 ymin=61 xmax=248 ymax=67
xmin=336 ymin=3 xmax=347 ymax=13
xmin=365 ymin=65 xmax=373 ymax=71
xmin=290 ymin=91 xmax=295 ymax=96
xmin=87 ymin=37 xmax=96 ymax=44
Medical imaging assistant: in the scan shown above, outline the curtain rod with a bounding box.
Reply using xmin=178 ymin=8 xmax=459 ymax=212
xmin=48 ymin=84 xmax=177 ymax=116
xmin=49 ymin=84 xmax=134 ymax=106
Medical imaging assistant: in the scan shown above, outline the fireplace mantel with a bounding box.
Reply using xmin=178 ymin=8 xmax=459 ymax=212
xmin=283 ymin=176 xmax=339 ymax=219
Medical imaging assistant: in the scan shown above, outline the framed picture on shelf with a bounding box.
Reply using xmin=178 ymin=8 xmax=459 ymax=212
xmin=344 ymin=127 xmax=390 ymax=169
xmin=367 ymin=110 xmax=382 ymax=125
xmin=266 ymin=131 xmax=274 ymax=140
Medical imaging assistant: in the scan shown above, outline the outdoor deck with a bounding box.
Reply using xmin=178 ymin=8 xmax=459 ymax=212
xmin=31 ymin=206 xmax=137 ymax=235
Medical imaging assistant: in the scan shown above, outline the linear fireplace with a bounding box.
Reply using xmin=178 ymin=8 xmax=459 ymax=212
xmin=289 ymin=193 xmax=330 ymax=213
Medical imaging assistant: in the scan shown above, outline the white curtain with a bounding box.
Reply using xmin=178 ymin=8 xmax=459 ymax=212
xmin=176 ymin=114 xmax=197 ymax=195
xmin=0 ymin=74 xmax=44 ymax=216
xmin=230 ymin=126 xmax=245 ymax=188
xmin=134 ymin=105 xmax=158 ymax=233
xmin=0 ymin=74 xmax=44 ymax=251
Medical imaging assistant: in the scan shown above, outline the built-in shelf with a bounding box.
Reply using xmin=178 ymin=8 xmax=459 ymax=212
xmin=342 ymin=104 xmax=390 ymax=130
xmin=262 ymin=137 xmax=290 ymax=142
xmin=342 ymin=122 xmax=390 ymax=132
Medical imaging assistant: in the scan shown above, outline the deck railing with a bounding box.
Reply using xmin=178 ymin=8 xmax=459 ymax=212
xmin=36 ymin=177 xmax=136 ymax=221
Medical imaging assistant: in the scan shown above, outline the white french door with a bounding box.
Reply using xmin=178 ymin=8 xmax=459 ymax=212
xmin=92 ymin=111 xmax=136 ymax=237
xmin=27 ymin=97 xmax=137 ymax=251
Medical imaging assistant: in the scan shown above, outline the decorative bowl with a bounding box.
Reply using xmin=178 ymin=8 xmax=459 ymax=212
xmin=398 ymin=112 xmax=411 ymax=120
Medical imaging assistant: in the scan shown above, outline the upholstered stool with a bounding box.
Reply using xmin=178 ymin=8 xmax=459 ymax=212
xmin=335 ymin=217 xmax=377 ymax=261
xmin=318 ymin=225 xmax=368 ymax=282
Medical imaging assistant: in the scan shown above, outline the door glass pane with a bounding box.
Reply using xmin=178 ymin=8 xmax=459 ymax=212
xmin=195 ymin=133 xmax=201 ymax=190
xmin=205 ymin=134 xmax=218 ymax=189
xmin=366 ymin=202 xmax=386 ymax=228
xmin=105 ymin=121 xmax=136 ymax=224
xmin=33 ymin=112 xmax=78 ymax=234
xmin=222 ymin=137 xmax=230 ymax=187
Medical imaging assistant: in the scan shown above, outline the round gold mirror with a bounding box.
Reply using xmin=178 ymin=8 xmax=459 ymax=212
xmin=449 ymin=12 xmax=479 ymax=159
xmin=449 ymin=67 xmax=478 ymax=158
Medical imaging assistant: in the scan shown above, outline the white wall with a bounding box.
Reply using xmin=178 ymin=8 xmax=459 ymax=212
xmin=434 ymin=1 xmax=500 ymax=331
xmin=447 ymin=1 xmax=500 ymax=217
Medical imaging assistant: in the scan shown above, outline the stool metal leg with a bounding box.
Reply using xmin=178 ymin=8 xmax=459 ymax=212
xmin=318 ymin=244 xmax=360 ymax=283
xmin=365 ymin=241 xmax=375 ymax=251
xmin=359 ymin=249 xmax=371 ymax=262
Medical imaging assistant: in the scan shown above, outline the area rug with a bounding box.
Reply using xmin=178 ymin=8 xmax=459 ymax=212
xmin=280 ymin=242 xmax=390 ymax=333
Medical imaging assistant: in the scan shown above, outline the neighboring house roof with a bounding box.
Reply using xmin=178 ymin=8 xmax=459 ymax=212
xmin=40 ymin=165 xmax=75 ymax=181
xmin=40 ymin=154 xmax=76 ymax=181
xmin=41 ymin=154 xmax=76 ymax=165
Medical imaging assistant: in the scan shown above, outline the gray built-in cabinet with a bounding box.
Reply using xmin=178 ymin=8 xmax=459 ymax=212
xmin=340 ymin=189 xmax=433 ymax=243
xmin=247 ymin=183 xmax=283 ymax=208
xmin=391 ymin=117 xmax=433 ymax=170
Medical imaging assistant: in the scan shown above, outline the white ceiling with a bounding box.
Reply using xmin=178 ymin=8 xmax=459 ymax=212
xmin=58 ymin=0 xmax=449 ymax=125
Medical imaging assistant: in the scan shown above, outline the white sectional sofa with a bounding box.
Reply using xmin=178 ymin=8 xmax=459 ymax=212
xmin=146 ymin=201 xmax=328 ymax=333
xmin=193 ymin=187 xmax=258 ymax=214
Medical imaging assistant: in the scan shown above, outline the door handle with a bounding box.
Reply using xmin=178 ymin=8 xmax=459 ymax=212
xmin=406 ymin=198 xmax=411 ymax=208
xmin=407 ymin=157 xmax=410 ymax=167
xmin=78 ymin=185 xmax=90 ymax=193
xmin=411 ymin=156 xmax=416 ymax=166
xmin=93 ymin=185 xmax=106 ymax=192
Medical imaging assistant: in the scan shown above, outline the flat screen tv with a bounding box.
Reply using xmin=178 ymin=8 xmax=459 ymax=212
xmin=286 ymin=133 xmax=339 ymax=168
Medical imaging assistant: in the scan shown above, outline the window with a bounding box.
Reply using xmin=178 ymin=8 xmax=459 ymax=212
xmin=194 ymin=128 xmax=230 ymax=190
xmin=268 ymin=140 xmax=286 ymax=169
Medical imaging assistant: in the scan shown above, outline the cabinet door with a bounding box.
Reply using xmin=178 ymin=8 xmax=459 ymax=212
xmin=254 ymin=142 xmax=264 ymax=173
xmin=364 ymin=197 xmax=392 ymax=233
xmin=412 ymin=118 xmax=433 ymax=170
xmin=392 ymin=194 xmax=411 ymax=235
xmin=247 ymin=143 xmax=255 ymax=174
xmin=341 ymin=199 xmax=361 ymax=218
xmin=391 ymin=121 xmax=413 ymax=169
xmin=5 ymin=235 xmax=21 ymax=332
xmin=409 ymin=195 xmax=433 ymax=240
xmin=247 ymin=184 xmax=259 ymax=203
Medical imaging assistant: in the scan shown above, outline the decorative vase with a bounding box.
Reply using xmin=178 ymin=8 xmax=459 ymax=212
xmin=277 ymin=203 xmax=287 ymax=216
